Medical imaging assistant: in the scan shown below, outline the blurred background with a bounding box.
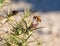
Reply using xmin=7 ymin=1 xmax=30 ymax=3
xmin=12 ymin=0 xmax=60 ymax=12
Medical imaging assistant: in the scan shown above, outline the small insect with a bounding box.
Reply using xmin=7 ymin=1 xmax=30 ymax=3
xmin=33 ymin=16 xmax=41 ymax=22
xmin=11 ymin=10 xmax=19 ymax=15
xmin=8 ymin=10 xmax=19 ymax=17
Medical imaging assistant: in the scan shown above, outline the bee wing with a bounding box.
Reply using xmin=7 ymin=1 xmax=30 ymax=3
xmin=36 ymin=16 xmax=41 ymax=22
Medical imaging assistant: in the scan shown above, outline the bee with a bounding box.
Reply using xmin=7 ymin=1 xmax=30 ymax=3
xmin=33 ymin=16 xmax=41 ymax=22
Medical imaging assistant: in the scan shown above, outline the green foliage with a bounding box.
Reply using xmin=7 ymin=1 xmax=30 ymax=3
xmin=0 ymin=0 xmax=4 ymax=7
xmin=0 ymin=0 xmax=3 ymax=3
xmin=0 ymin=8 xmax=42 ymax=46
xmin=24 ymin=8 xmax=31 ymax=18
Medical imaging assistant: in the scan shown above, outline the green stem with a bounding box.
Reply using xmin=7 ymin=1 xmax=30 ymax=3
xmin=25 ymin=32 xmax=33 ymax=42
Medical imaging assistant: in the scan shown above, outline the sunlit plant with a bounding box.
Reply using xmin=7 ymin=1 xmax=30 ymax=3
xmin=0 ymin=0 xmax=4 ymax=8
xmin=0 ymin=8 xmax=42 ymax=46
xmin=0 ymin=0 xmax=12 ymax=9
